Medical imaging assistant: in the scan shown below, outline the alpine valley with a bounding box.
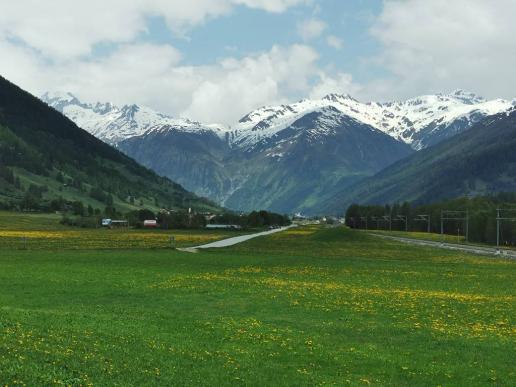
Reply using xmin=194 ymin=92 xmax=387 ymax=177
xmin=42 ymin=90 xmax=515 ymax=214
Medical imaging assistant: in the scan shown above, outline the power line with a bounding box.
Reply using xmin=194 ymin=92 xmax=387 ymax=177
xmin=395 ymin=215 xmax=408 ymax=232
xmin=496 ymin=209 xmax=516 ymax=249
xmin=371 ymin=216 xmax=381 ymax=230
xmin=383 ymin=215 xmax=392 ymax=231
xmin=441 ymin=210 xmax=469 ymax=242
xmin=414 ymin=214 xmax=430 ymax=233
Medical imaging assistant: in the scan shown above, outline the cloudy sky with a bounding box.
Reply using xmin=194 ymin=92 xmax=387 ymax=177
xmin=1 ymin=0 xmax=515 ymax=124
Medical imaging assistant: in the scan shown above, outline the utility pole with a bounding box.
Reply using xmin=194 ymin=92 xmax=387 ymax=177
xmin=383 ymin=215 xmax=392 ymax=231
xmin=497 ymin=209 xmax=500 ymax=249
xmin=396 ymin=215 xmax=408 ymax=232
xmin=496 ymin=209 xmax=516 ymax=250
xmin=414 ymin=214 xmax=430 ymax=233
xmin=441 ymin=210 xmax=444 ymax=243
xmin=371 ymin=216 xmax=380 ymax=230
xmin=441 ymin=210 xmax=468 ymax=244
xmin=466 ymin=210 xmax=469 ymax=242
xmin=360 ymin=216 xmax=368 ymax=230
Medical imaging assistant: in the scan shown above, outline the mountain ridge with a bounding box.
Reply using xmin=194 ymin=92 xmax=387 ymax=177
xmin=0 ymin=76 xmax=219 ymax=214
xmin=320 ymin=108 xmax=516 ymax=214
xmin=41 ymin=90 xmax=515 ymax=213
xmin=42 ymin=90 xmax=515 ymax=151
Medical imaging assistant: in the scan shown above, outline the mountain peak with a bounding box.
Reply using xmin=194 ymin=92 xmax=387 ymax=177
xmin=41 ymin=90 xmax=78 ymax=102
xmin=322 ymin=93 xmax=357 ymax=103
xmin=232 ymin=90 xmax=514 ymax=150
xmin=447 ymin=89 xmax=485 ymax=104
xmin=42 ymin=92 xmax=229 ymax=144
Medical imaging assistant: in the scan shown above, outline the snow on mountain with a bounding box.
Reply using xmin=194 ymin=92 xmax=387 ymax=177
xmin=232 ymin=90 xmax=515 ymax=150
xmin=42 ymin=90 xmax=515 ymax=151
xmin=41 ymin=92 xmax=229 ymax=145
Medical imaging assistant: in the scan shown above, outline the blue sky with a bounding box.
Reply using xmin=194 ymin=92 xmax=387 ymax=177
xmin=173 ymin=2 xmax=379 ymax=66
xmin=1 ymin=0 xmax=515 ymax=124
xmin=138 ymin=1 xmax=384 ymax=82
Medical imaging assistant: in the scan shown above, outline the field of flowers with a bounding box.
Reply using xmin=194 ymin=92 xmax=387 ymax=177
xmin=372 ymin=229 xmax=467 ymax=243
xmin=0 ymin=211 xmax=246 ymax=249
xmin=0 ymin=223 xmax=514 ymax=385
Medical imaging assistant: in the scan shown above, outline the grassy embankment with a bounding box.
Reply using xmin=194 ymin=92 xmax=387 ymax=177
xmin=0 ymin=214 xmax=514 ymax=385
xmin=370 ymin=229 xmax=516 ymax=251
xmin=370 ymin=229 xmax=466 ymax=243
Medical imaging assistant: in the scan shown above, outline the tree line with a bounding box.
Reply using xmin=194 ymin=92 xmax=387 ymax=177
xmin=345 ymin=193 xmax=516 ymax=246
xmin=128 ymin=209 xmax=290 ymax=230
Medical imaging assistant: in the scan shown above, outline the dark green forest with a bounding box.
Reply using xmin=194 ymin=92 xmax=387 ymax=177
xmin=346 ymin=193 xmax=516 ymax=246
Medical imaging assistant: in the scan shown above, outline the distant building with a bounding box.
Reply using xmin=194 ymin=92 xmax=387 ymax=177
xmin=144 ymin=219 xmax=158 ymax=228
xmin=101 ymin=219 xmax=128 ymax=228
xmin=204 ymin=214 xmax=217 ymax=222
xmin=206 ymin=224 xmax=242 ymax=230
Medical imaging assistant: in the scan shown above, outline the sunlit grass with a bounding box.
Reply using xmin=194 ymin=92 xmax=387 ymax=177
xmin=0 ymin=211 xmax=247 ymax=249
xmin=0 ymin=224 xmax=514 ymax=385
xmin=369 ymin=229 xmax=466 ymax=243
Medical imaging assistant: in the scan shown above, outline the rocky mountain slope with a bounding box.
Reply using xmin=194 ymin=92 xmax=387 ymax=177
xmin=320 ymin=108 xmax=516 ymax=214
xmin=41 ymin=90 xmax=514 ymax=213
xmin=232 ymin=90 xmax=514 ymax=150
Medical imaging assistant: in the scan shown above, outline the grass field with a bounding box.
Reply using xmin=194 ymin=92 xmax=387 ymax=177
xmin=369 ymin=229 xmax=466 ymax=243
xmin=0 ymin=217 xmax=515 ymax=386
xmin=0 ymin=212 xmax=248 ymax=250
xmin=370 ymin=229 xmax=516 ymax=251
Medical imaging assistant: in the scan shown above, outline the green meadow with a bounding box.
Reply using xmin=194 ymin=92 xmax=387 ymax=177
xmin=0 ymin=211 xmax=247 ymax=250
xmin=0 ymin=215 xmax=515 ymax=386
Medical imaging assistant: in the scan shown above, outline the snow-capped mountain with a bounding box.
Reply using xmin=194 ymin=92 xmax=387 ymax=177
xmin=40 ymin=90 xmax=515 ymax=213
xmin=223 ymin=106 xmax=413 ymax=212
xmin=232 ymin=90 xmax=515 ymax=150
xmin=42 ymin=90 xmax=514 ymax=151
xmin=41 ymin=92 xmax=228 ymax=145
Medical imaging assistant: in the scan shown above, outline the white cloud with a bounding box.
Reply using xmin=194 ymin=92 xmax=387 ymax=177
xmin=297 ymin=18 xmax=327 ymax=41
xmin=310 ymin=72 xmax=361 ymax=99
xmin=369 ymin=0 xmax=516 ymax=100
xmin=0 ymin=0 xmax=307 ymax=59
xmin=1 ymin=38 xmax=341 ymax=124
xmin=0 ymin=0 xmax=331 ymax=125
xmin=326 ymin=35 xmax=343 ymax=50
xmin=235 ymin=0 xmax=309 ymax=12
xmin=184 ymin=44 xmax=320 ymax=123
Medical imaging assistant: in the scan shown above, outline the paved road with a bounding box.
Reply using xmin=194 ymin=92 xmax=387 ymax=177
xmin=179 ymin=225 xmax=297 ymax=252
xmin=372 ymin=233 xmax=516 ymax=259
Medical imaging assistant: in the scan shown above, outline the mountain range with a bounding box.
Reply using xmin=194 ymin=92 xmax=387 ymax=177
xmin=41 ymin=90 xmax=515 ymax=214
xmin=321 ymin=108 xmax=516 ymax=214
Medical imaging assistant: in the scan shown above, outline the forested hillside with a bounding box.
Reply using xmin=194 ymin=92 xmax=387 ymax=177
xmin=345 ymin=193 xmax=516 ymax=246
xmin=0 ymin=76 xmax=219 ymax=214
xmin=323 ymin=109 xmax=516 ymax=214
